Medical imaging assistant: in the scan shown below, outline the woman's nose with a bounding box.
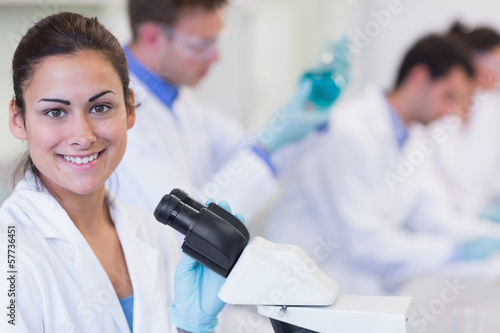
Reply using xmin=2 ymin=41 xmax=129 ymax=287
xmin=67 ymin=113 xmax=96 ymax=149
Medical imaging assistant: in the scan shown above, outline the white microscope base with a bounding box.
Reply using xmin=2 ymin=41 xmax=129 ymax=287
xmin=257 ymin=295 xmax=413 ymax=333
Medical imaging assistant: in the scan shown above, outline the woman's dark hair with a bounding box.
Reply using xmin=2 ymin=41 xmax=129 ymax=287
xmin=10 ymin=12 xmax=133 ymax=187
xmin=449 ymin=21 xmax=500 ymax=53
xmin=394 ymin=34 xmax=475 ymax=89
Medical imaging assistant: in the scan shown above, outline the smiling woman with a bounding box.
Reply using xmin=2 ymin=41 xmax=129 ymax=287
xmin=0 ymin=12 xmax=231 ymax=333
xmin=10 ymin=51 xmax=134 ymax=198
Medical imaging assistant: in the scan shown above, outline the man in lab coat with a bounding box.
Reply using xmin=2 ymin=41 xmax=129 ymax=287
xmin=259 ymin=33 xmax=500 ymax=295
xmin=114 ymin=0 xmax=334 ymax=221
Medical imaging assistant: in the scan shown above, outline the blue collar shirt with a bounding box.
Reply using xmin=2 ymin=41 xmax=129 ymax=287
xmin=386 ymin=97 xmax=409 ymax=149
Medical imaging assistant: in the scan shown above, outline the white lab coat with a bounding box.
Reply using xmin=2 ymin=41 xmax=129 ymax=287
xmin=0 ymin=174 xmax=179 ymax=333
xmin=113 ymin=73 xmax=276 ymax=220
xmin=258 ymin=86 xmax=500 ymax=294
xmin=425 ymin=90 xmax=500 ymax=215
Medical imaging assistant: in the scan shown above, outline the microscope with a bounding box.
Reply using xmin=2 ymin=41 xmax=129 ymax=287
xmin=155 ymin=189 xmax=413 ymax=333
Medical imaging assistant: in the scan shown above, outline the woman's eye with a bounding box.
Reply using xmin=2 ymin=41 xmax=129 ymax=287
xmin=45 ymin=109 xmax=66 ymax=118
xmin=91 ymin=104 xmax=111 ymax=114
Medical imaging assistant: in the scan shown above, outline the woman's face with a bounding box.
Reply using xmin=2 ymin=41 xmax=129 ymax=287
xmin=10 ymin=51 xmax=135 ymax=196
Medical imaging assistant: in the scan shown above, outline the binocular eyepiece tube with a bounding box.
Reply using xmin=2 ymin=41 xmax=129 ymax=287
xmin=154 ymin=189 xmax=250 ymax=277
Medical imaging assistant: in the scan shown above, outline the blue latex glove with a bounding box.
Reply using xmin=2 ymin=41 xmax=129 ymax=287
xmin=258 ymin=37 xmax=350 ymax=153
xmin=457 ymin=237 xmax=500 ymax=261
xmin=479 ymin=202 xmax=500 ymax=223
xmin=257 ymin=80 xmax=332 ymax=153
xmin=170 ymin=200 xmax=244 ymax=333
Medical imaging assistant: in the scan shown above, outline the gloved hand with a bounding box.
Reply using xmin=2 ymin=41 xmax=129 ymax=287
xmin=169 ymin=200 xmax=245 ymax=333
xmin=257 ymin=79 xmax=332 ymax=153
xmin=457 ymin=237 xmax=500 ymax=261
xmin=258 ymin=37 xmax=350 ymax=153
xmin=479 ymin=202 xmax=500 ymax=223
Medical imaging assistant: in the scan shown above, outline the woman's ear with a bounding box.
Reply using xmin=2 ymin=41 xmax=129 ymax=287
xmin=126 ymin=89 xmax=136 ymax=130
xmin=9 ymin=100 xmax=27 ymax=140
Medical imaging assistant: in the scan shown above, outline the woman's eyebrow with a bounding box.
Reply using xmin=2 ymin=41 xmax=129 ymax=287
xmin=39 ymin=98 xmax=70 ymax=105
xmin=89 ymin=90 xmax=115 ymax=102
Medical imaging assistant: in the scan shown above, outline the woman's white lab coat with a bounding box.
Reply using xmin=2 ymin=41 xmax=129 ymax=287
xmin=113 ymin=74 xmax=276 ymax=220
xmin=0 ymin=175 xmax=179 ymax=332
xmin=259 ymin=86 xmax=498 ymax=294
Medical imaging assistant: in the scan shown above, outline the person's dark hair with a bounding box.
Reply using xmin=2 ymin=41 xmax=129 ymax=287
xmin=128 ymin=0 xmax=229 ymax=41
xmin=394 ymin=34 xmax=475 ymax=88
xmin=10 ymin=12 xmax=133 ymax=187
xmin=449 ymin=21 xmax=500 ymax=52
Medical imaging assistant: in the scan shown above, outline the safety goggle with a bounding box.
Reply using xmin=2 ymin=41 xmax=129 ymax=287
xmin=159 ymin=24 xmax=229 ymax=61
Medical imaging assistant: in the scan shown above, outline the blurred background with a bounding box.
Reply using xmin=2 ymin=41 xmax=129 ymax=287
xmin=1 ymin=0 xmax=500 ymax=198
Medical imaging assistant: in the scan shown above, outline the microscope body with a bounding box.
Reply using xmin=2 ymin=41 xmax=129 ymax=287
xmin=155 ymin=190 xmax=413 ymax=333
xmin=220 ymin=237 xmax=413 ymax=333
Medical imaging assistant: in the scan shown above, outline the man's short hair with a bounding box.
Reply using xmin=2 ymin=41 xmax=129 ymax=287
xmin=394 ymin=34 xmax=475 ymax=88
xmin=128 ymin=0 xmax=229 ymax=41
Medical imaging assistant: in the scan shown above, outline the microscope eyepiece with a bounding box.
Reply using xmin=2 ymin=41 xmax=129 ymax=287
xmin=154 ymin=192 xmax=200 ymax=236
xmin=154 ymin=189 xmax=250 ymax=277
